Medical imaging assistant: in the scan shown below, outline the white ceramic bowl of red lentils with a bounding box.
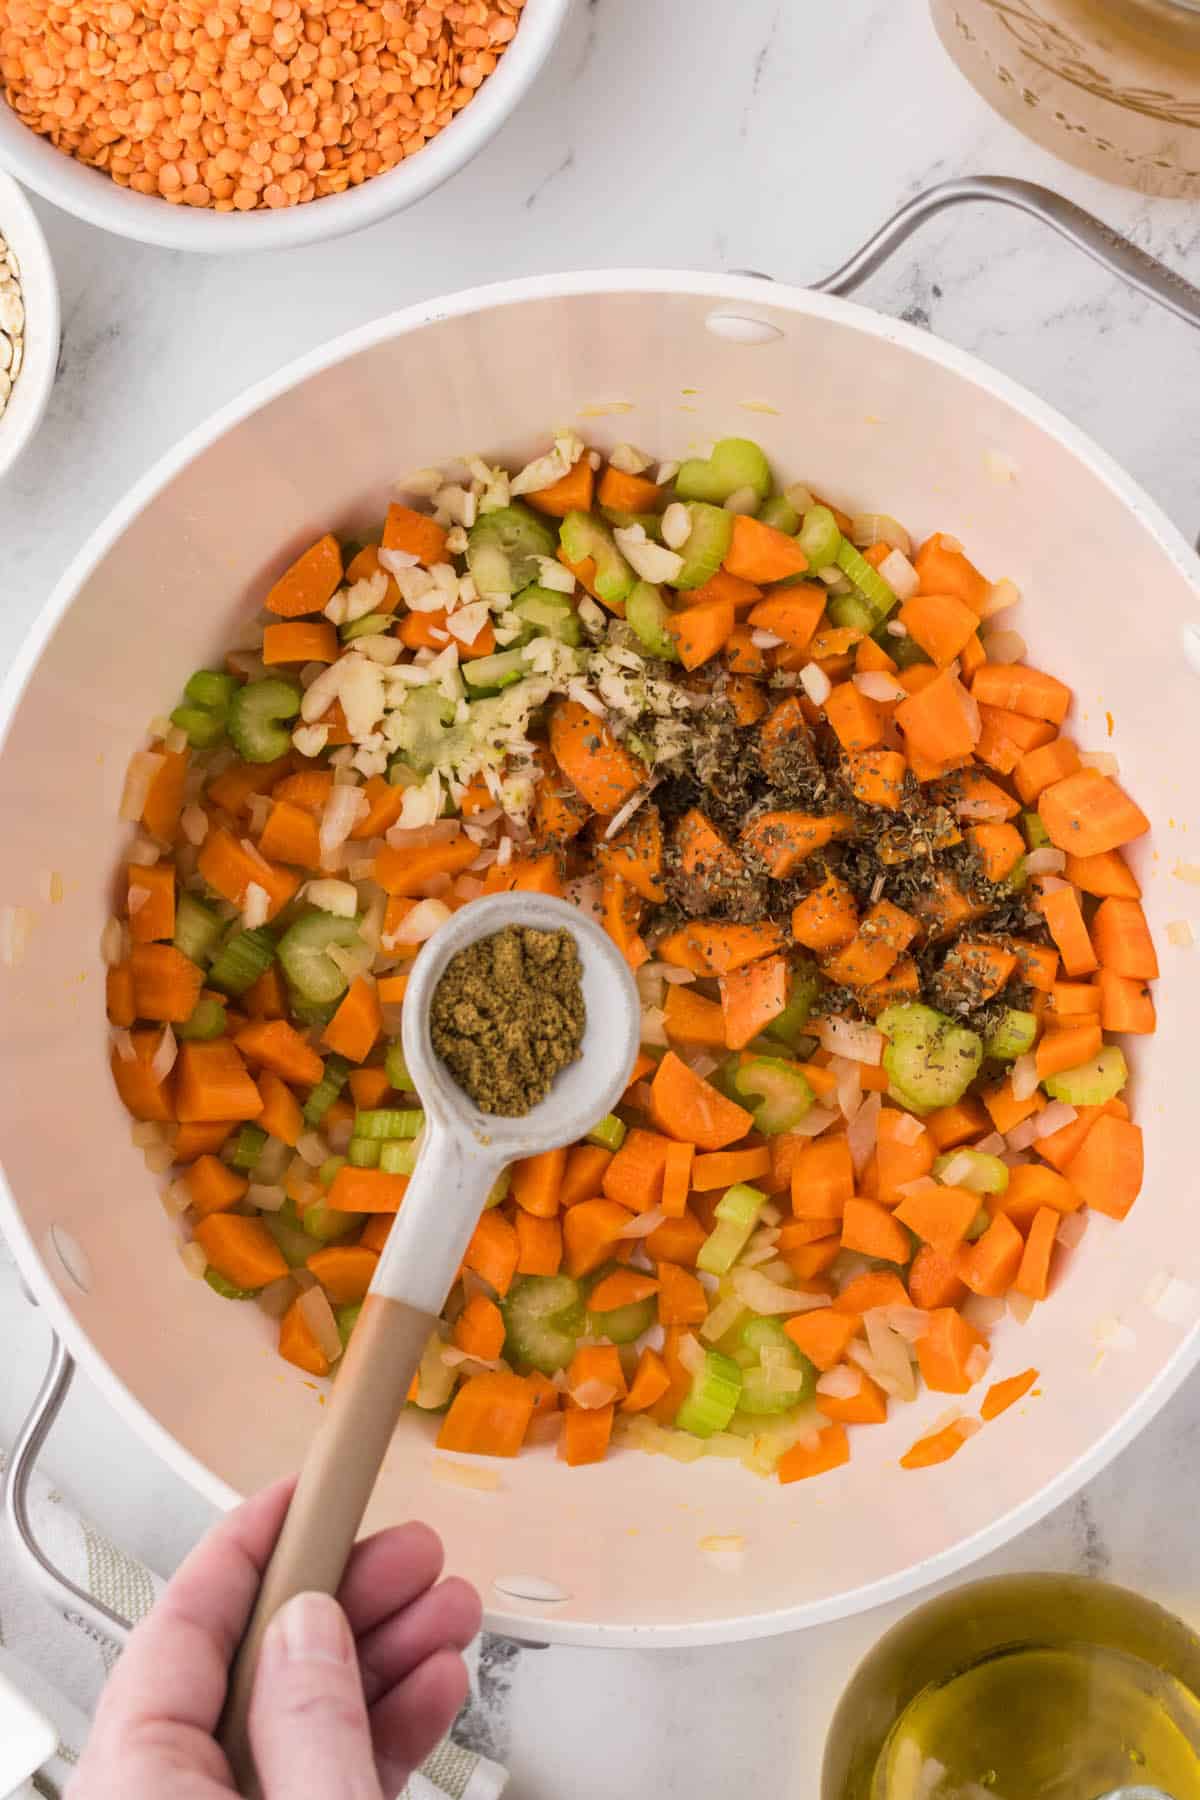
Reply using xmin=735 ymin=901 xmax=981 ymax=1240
xmin=0 ymin=0 xmax=570 ymax=252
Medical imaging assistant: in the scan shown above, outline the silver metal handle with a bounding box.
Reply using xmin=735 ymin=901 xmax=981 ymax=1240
xmin=811 ymin=175 xmax=1200 ymax=332
xmin=3 ymin=1332 xmax=133 ymax=1644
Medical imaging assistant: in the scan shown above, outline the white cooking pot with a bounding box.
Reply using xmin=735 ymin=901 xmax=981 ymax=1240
xmin=3 ymin=180 xmax=1199 ymax=1651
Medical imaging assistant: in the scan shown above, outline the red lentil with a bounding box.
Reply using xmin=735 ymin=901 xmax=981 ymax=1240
xmin=0 ymin=0 xmax=527 ymax=211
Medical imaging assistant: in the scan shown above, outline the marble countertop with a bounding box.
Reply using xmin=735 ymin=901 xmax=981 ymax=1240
xmin=2 ymin=1 xmax=1200 ymax=1793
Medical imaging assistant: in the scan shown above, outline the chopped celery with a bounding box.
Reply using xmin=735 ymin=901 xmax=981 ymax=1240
xmin=348 ymin=1136 xmax=381 ymax=1168
xmin=933 ymin=1149 xmax=1009 ymax=1194
xmin=303 ymin=1054 xmax=351 ymax=1127
xmin=673 ymin=502 xmax=734 ymax=590
xmin=412 ymin=1331 xmax=457 ymax=1410
xmin=170 ymin=704 xmax=228 ymax=748
xmin=558 ymin=511 xmax=636 ymax=607
xmin=879 ymin=1003 xmax=983 ymax=1110
xmin=697 ymin=1183 xmax=767 ymax=1276
xmin=264 ymin=1215 xmax=321 ymax=1267
xmin=208 ymin=927 xmax=275 ymax=997
xmin=1043 ymin=1045 xmax=1128 ymax=1106
xmin=675 ymin=437 xmax=771 ymax=505
xmin=985 ymin=1008 xmax=1038 ymax=1062
xmin=758 ymin=494 xmax=801 ymax=534
xmin=185 ymin=669 xmax=238 ymax=711
xmin=466 ymin=504 xmax=557 ymax=596
xmin=319 ymin=1156 xmax=346 ymax=1189
xmin=879 ymin=627 xmax=930 ymax=670
xmin=379 ymin=1139 xmax=419 ymax=1176
xmin=600 ymin=509 xmax=665 ymax=539
xmin=737 ymin=1324 xmax=817 ymax=1416
xmin=798 ymin=505 xmax=842 ymax=570
xmin=385 ymin=1042 xmax=414 ymax=1091
xmin=227 ymin=676 xmax=302 ymax=764
xmin=176 ymin=994 xmax=227 ymax=1041
xmin=836 ymin=539 xmax=899 ymax=622
xmin=278 ymin=911 xmax=362 ymax=1005
xmin=172 ymin=671 xmax=236 ymax=749
xmin=1022 ymin=810 xmax=1051 ymax=850
xmin=501 ymin=1274 xmax=585 ymax=1375
xmin=341 ymin=610 xmax=392 ymax=643
xmin=354 ymin=1107 xmax=424 ymax=1141
xmin=625 ymin=581 xmax=680 ymax=661
xmin=205 ymin=1268 xmax=256 ymax=1300
xmin=587 ymin=1113 xmax=627 ymax=1152
xmin=173 ymin=892 xmax=224 ymax=965
xmin=230 ymin=1123 xmax=267 ymax=1173
xmin=302 ymin=1199 xmax=361 ymax=1242
xmin=965 ymin=1204 xmax=991 ymax=1242
xmin=741 ymin=1317 xmax=793 ymax=1355
xmin=336 ymin=1302 xmax=362 ymax=1349
xmin=764 ymin=963 xmax=821 ymax=1048
xmin=827 ymin=592 xmax=877 ymax=633
xmin=511 ymin=586 xmax=583 ymax=646
xmin=732 ymin=1057 xmax=814 ymax=1135
xmin=463 ymin=648 xmax=528 ymax=694
xmin=675 ymin=1349 xmax=743 ymax=1438
xmin=485 ymin=1167 xmax=511 ymax=1208
xmin=1008 ymin=855 xmax=1029 ymax=892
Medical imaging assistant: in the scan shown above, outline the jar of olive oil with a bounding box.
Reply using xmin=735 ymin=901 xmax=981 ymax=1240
xmin=823 ymin=1574 xmax=1200 ymax=1799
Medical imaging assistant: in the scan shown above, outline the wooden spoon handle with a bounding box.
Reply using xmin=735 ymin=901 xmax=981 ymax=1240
xmin=218 ymin=1292 xmax=437 ymax=1798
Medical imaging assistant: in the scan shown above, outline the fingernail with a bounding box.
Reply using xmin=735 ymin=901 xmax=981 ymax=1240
xmin=274 ymin=1591 xmax=353 ymax=1666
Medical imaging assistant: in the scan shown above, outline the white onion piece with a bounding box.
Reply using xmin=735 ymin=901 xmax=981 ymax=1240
xmin=677 ymin=1331 xmax=705 ymax=1376
xmin=1026 ymin=847 xmax=1066 ymax=875
xmin=853 ymin=671 xmax=906 ymax=704
xmin=819 ymin=1016 xmax=883 ymax=1065
xmin=950 ymin=676 xmax=982 ymax=745
xmin=731 ymin=1268 xmax=831 ymax=1315
xmin=385 ymin=820 xmax=461 ymax=850
xmin=127 ymin=886 xmax=150 ymax=916
xmin=893 ymin=1113 xmax=925 ymax=1147
xmin=1011 ymin=1052 xmax=1039 ymax=1102
xmin=881 ymin=1304 xmax=931 ymax=1343
xmin=961 ymin=1293 xmax=1005 ymax=1331
xmin=392 ymin=898 xmax=452 ymax=945
xmin=617 ymin=1206 xmax=666 ymax=1239
xmin=938 ymin=1152 xmax=972 ymax=1187
xmin=119 ymin=750 xmax=165 ymax=823
xmin=816 ymin=1364 xmax=862 ymax=1399
xmin=978 ymin=577 xmax=1020 ymax=618
xmin=180 ymin=1242 xmax=207 ymax=1279
xmin=110 ymin=1027 xmax=136 ymax=1062
xmin=850 ymin=513 xmax=911 ymax=555
xmin=320 ymin=784 xmax=369 ymax=861
xmin=1034 ymin=1100 xmax=1078 ymax=1139
xmin=1007 ymin=1292 xmax=1036 ymax=1324
xmin=849 ymin=1332 xmax=914 ymax=1403
xmin=1005 ymin=1118 xmax=1040 ymax=1153
xmin=800 ymin=662 xmax=832 ymax=706
xmin=131 ymin=1120 xmax=164 ymax=1148
xmin=982 ymin=628 xmax=1026 ymax=664
xmin=792 ymin=1104 xmax=839 ymax=1138
xmin=834 ymin=1058 xmax=863 ymax=1122
xmin=896 ymin=1175 xmax=939 ymax=1200
xmin=954 ymin=797 xmax=1009 ymax=822
xmin=1056 ymin=1211 xmax=1088 ymax=1249
xmin=1080 ymin=750 xmax=1119 ymax=775
xmin=100 ymin=917 xmax=126 ymax=966
xmin=878 ymin=548 xmax=920 ymax=600
xmin=681 ymin=1050 xmax=720 ymax=1080
xmin=298 ymin=1286 xmax=343 ymax=1364
xmin=257 ymin=1275 xmax=296 ymax=1318
xmin=295 ymin=1131 xmax=327 ymax=1167
xmin=965 ymin=1344 xmax=991 ymax=1385
xmin=246 ymin=1182 xmax=287 ymax=1213
xmin=570 ymin=1379 xmax=620 ymax=1410
xmin=974 ymin=1132 xmax=1006 ymax=1155
xmin=738 ymin=1243 xmax=780 ymax=1269
xmin=242 ymin=882 xmax=270 ymax=930
xmin=700 ymin=1293 xmax=746 ymax=1343
xmin=149 ymin=1025 xmax=177 ymax=1085
xmin=441 ymin=1348 xmax=505 ymax=1374
xmin=304 ymin=878 xmax=359 ymax=917
xmin=847 ymin=1091 xmax=882 ymax=1175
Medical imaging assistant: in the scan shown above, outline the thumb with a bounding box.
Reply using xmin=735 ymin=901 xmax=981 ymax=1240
xmin=247 ymin=1592 xmax=382 ymax=1800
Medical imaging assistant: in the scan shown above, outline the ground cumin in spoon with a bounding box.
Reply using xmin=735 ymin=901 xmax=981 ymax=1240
xmin=429 ymin=925 xmax=585 ymax=1116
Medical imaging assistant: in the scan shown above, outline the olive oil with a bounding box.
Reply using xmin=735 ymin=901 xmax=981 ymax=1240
xmin=876 ymin=1643 xmax=1200 ymax=1798
xmin=823 ymin=1576 xmax=1200 ymax=1800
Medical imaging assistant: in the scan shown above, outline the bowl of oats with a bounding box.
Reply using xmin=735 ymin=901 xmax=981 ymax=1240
xmin=0 ymin=168 xmax=57 ymax=481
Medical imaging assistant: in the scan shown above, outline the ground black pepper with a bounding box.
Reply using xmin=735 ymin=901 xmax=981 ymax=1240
xmin=430 ymin=925 xmax=585 ymax=1116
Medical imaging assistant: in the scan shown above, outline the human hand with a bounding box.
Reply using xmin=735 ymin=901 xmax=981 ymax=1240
xmin=69 ymin=1477 xmax=482 ymax=1799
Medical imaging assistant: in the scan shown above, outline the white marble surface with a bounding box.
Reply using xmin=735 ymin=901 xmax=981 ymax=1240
xmin=2 ymin=1 xmax=1200 ymax=1794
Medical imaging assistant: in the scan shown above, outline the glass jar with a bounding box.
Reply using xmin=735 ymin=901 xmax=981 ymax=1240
xmin=930 ymin=0 xmax=1200 ymax=196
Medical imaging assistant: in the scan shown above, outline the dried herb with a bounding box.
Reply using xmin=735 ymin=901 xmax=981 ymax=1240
xmin=430 ymin=925 xmax=585 ymax=1116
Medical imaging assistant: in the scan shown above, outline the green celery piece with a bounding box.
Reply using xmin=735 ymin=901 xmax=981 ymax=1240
xmin=740 ymin=1317 xmax=796 ymax=1355
xmin=558 ymin=511 xmax=636 ymax=607
xmin=264 ymin=1215 xmax=322 ymax=1268
xmin=933 ymin=1149 xmax=1009 ymax=1194
xmin=380 ymin=1140 xmax=419 ymax=1176
xmin=385 ymin=1042 xmax=414 ymax=1091
xmin=1043 ymin=1045 xmax=1128 ymax=1106
xmin=879 ymin=627 xmax=931 ymax=670
xmin=176 ymin=994 xmax=227 ymax=1041
xmin=205 ymin=1269 xmax=256 ymax=1300
xmin=835 ymin=539 xmax=898 ymax=622
xmin=185 ymin=670 xmax=237 ymax=711
xmin=758 ymin=494 xmax=801 ymax=534
xmin=827 ymin=592 xmax=877 ymax=633
xmin=586 ymin=1284 xmax=657 ymax=1344
xmin=348 ymin=1137 xmax=381 ymax=1168
xmin=1022 ymin=810 xmax=1051 ymax=850
xmin=354 ymin=1107 xmax=425 ymax=1142
xmin=697 ymin=1183 xmax=767 ymax=1276
xmin=674 ymin=1349 xmax=743 ymax=1437
xmin=675 ymin=438 xmax=771 ymax=505
xmin=879 ymin=1003 xmax=983 ymax=1110
xmin=303 ymin=1054 xmax=351 ymax=1127
xmin=600 ymin=509 xmax=665 ymax=538
xmin=466 ymin=504 xmax=557 ymax=597
xmin=319 ymin=1156 xmax=347 ymax=1189
xmin=765 ymin=964 xmax=821 ymax=1047
xmin=302 ymin=1200 xmax=361 ymax=1243
xmin=208 ymin=927 xmax=275 ymax=997
xmin=511 ymin=586 xmax=583 ymax=645
xmin=587 ymin=1114 xmax=627 ymax=1152
xmin=485 ymin=1167 xmax=511 ymax=1208
xmin=388 ymin=688 xmax=456 ymax=774
xmin=463 ymin=648 xmax=529 ymax=694
xmin=672 ymin=503 xmax=734 ymax=590
xmin=984 ymin=1008 xmax=1038 ymax=1061
xmin=732 ymin=1058 xmax=814 ymax=1135
xmin=227 ymin=677 xmax=302 ymax=764
xmin=737 ymin=1363 xmax=816 ymax=1415
xmin=173 ymin=892 xmax=225 ymax=965
xmin=625 ymin=581 xmax=680 ymax=661
xmin=170 ymin=703 xmax=227 ymax=748
xmin=230 ymin=1123 xmax=267 ymax=1173
xmin=341 ymin=611 xmax=392 ymax=643
xmin=798 ymin=505 xmax=842 ymax=570
xmin=278 ymin=911 xmax=362 ymax=1006
xmin=336 ymin=1302 xmax=362 ymax=1349
xmin=502 ymin=1274 xmax=585 ymax=1375
xmin=965 ymin=1204 xmax=991 ymax=1242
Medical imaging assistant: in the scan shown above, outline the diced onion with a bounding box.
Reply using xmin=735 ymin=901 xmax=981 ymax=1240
xmin=950 ymin=675 xmax=981 ymax=745
xmin=819 ymin=1017 xmax=883 ymax=1065
xmin=850 ymin=1329 xmax=915 ymax=1402
xmin=296 ymin=1131 xmax=327 ymax=1167
xmin=701 ymin=1294 xmax=746 ymax=1343
xmin=885 ymin=620 xmax=908 ymax=638
xmin=681 ymin=1050 xmax=719 ymax=1079
xmin=983 ymin=628 xmax=1026 ymax=664
xmin=618 ymin=1206 xmax=666 ymax=1238
xmin=440 ymin=1348 xmax=506 ymax=1374
xmin=1167 ymin=920 xmax=1195 ymax=948
xmin=731 ymin=1268 xmax=832 ymax=1315
xmin=877 ymin=548 xmax=920 ymax=600
xmin=751 ymin=629 xmax=785 ymax=650
xmin=392 ymin=898 xmax=451 ymax=945
xmin=1011 ymin=1052 xmax=1039 ymax=1102
xmin=246 ymin=1183 xmax=287 ymax=1213
xmin=242 ymin=882 xmax=270 ymax=930
xmin=1007 ymin=1292 xmax=1036 ymax=1324
xmin=160 ymin=1177 xmax=191 ymax=1217
xmin=1038 ymin=875 xmax=1069 ymax=893
xmin=893 ymin=1113 xmax=926 ymax=1146
xmin=640 ymin=1005 xmax=668 ymax=1048
xmin=850 ymin=513 xmax=911 ymax=555
xmin=961 ymin=1294 xmax=1005 ymax=1331
xmin=297 ymin=1286 xmax=343 ymax=1365
xmin=816 ymin=1365 xmax=862 ymax=1399
xmin=1026 ymin=847 xmax=1066 ymax=874
xmin=570 ymin=1379 xmax=621 ymax=1410
xmin=974 ymin=1132 xmax=1006 ymax=1155
xmin=831 ymin=1056 xmax=863 ymax=1121
xmin=978 ymin=577 xmax=1020 ymax=618
xmin=799 ymin=662 xmax=832 ymax=706
xmin=180 ymin=804 xmax=209 ymax=846
xmin=320 ymin=784 xmax=369 ymax=861
xmin=853 ymin=671 xmax=906 ymax=703
xmin=385 ymin=820 xmax=463 ymax=850
xmin=1056 ymin=1211 xmax=1088 ymax=1249
xmin=723 ymin=485 xmax=760 ymax=516
xmin=179 ymin=1242 xmax=207 ymax=1279
xmin=792 ymin=1104 xmax=838 ymax=1138
xmin=1144 ymin=1271 xmax=1197 ymax=1324
xmin=0 ymin=905 xmax=34 ymax=968
xmin=127 ymin=886 xmax=150 ymax=916
xmin=938 ymin=1152 xmax=972 ymax=1186
xmin=378 ymin=545 xmax=420 ymax=576
xmin=1005 ymin=1118 xmax=1040 ymax=1152
xmin=1080 ymin=750 xmax=1119 ymax=776
xmin=257 ymin=1275 xmax=296 ymax=1318
xmin=954 ymin=798 xmax=1009 ymax=822
xmin=678 ymin=1332 xmax=705 ymax=1376
xmin=100 ymin=917 xmax=127 ymax=966
xmin=149 ymin=1025 xmax=177 ymax=1085
xmin=110 ymin=1026 xmax=136 ymax=1062
xmin=119 ymin=750 xmax=165 ymax=823
xmin=1034 ymin=1101 xmax=1077 ymax=1139
xmin=965 ymin=1344 xmax=991 ymax=1384
xmin=144 ymin=1143 xmax=174 ymax=1175
xmin=128 ymin=835 xmax=160 ymax=867
xmin=897 ymin=1176 xmax=939 ymax=1200
xmin=880 ymin=1304 xmax=931 ymax=1343
xmin=604 ymin=784 xmax=655 ymax=840
xmin=661 ymin=502 xmax=691 ymax=550
xmin=304 ymin=878 xmax=358 ymax=918
xmin=131 ymin=1120 xmax=164 ymax=1148
xmin=847 ymin=1091 xmax=882 ymax=1174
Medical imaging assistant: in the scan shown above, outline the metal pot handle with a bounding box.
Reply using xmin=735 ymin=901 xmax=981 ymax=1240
xmin=3 ymin=1331 xmax=134 ymax=1643
xmin=808 ymin=175 xmax=1200 ymax=331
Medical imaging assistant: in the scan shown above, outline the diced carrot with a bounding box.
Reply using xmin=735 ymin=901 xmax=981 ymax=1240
xmin=776 ymin=1422 xmax=850 ymax=1484
xmin=233 ymin=1018 xmax=324 ymax=1087
xmin=279 ymin=1296 xmax=330 ymax=1376
xmin=195 ymin=1214 xmax=288 ymax=1289
xmin=823 ymin=899 xmax=918 ymax=988
xmin=258 ymin=799 xmax=321 ymax=869
xmin=966 ymin=821 xmax=1025 ymax=883
xmin=372 ymin=831 xmax=478 ymax=897
xmin=894 ymin=1184 xmax=978 ymax=1256
xmin=548 ymin=699 xmax=645 ymax=815
xmin=682 ymin=569 xmax=763 ymax=611
xmin=197 ymin=827 xmax=300 ymax=921
xmin=972 ymin=662 xmax=1071 ymax=726
xmin=172 ymin=1120 xmax=234 ymax=1160
xmin=691 ymin=1146 xmax=771 ymax=1191
xmin=894 ymin=667 xmax=977 ymax=765
xmin=1065 ymin=1114 xmax=1143 ymax=1220
xmin=824 ymin=680 xmax=887 ymax=754
xmin=661 ymin=1140 xmax=694 ymax=1218
xmin=562 ymin=1199 xmax=634 ymax=1278
xmin=724 ymin=674 xmax=770 ymax=725
xmin=347 ymin=1067 xmax=390 ymax=1110
xmin=359 ymin=1214 xmax=392 ymax=1254
xmin=925 ymin=1097 xmax=989 ymax=1151
xmin=597 ymin=464 xmax=660 ymax=512
xmin=483 ymin=851 xmax=564 ymax=899
xmin=327 ymin=1166 xmax=409 ymax=1214
xmin=560 ymin=1144 xmax=613 ymax=1209
xmin=184 ymin=1154 xmax=248 ymax=1219
xmin=747 ymin=587 xmax=826 ymax=653
xmin=265 ymin=533 xmax=342 ymax=616
xmin=649 ymin=1051 xmax=753 ymax=1150
xmin=525 ymin=457 xmax=595 ymax=518
xmin=534 ymin=767 xmax=591 ymax=846
xmin=980 ymin=1367 xmax=1040 ymax=1421
xmin=742 ymin=810 xmax=852 ymax=879
xmin=127 ymin=862 xmax=176 ymax=944
xmin=256 ymin=1069 xmax=303 ymax=1147
xmin=910 ymin=871 xmax=989 ymax=940
xmin=1014 ymin=736 xmax=1081 ymax=806
xmin=622 ymin=1348 xmax=671 ymax=1413
xmin=514 ymin=1210 xmax=562 ymax=1277
xmin=175 ymin=1039 xmax=262 ymax=1123
xmin=908 ymin=1244 xmax=967 ymax=1310
xmin=209 ymin=756 xmax=293 ymax=819
xmin=382 ymin=503 xmax=447 ymax=567
xmin=1047 ymin=981 xmax=1101 ymax=1019
xmin=656 ymin=1260 xmax=708 ymax=1327
xmin=106 ymin=961 xmax=137 ymax=1028
xmin=996 ymin=1163 xmax=1080 ymax=1229
xmin=1065 ymin=849 xmax=1141 ymax=899
xmin=1010 ymin=940 xmax=1059 ymax=993
xmin=817 ymin=1370 xmax=888 ymax=1425
xmin=724 ymin=513 xmax=809 ymax=583
xmin=720 ymin=953 xmax=788 ymax=1051
xmin=376 ymin=974 xmax=409 ymax=1007
xmin=913 ymin=532 xmax=990 ymax=611
xmin=874 ymin=1108 xmax=935 ymax=1205
xmin=129 ymin=943 xmax=203 ymax=1024
xmin=916 ymin=1307 xmax=986 ymax=1394
xmin=840 ymin=1197 xmax=911 ymax=1263
xmin=791 ymin=1135 xmax=855 ymax=1219
xmin=588 ymin=1269 xmax=659 ymax=1312
xmin=1033 ymin=1100 xmax=1113 ymax=1171
xmin=348 ymin=775 xmax=407 ymax=842
xmin=833 ymin=1272 xmax=910 ymax=1315
xmin=1035 ymin=1021 xmax=1102 ymax=1081
xmin=759 ymin=695 xmax=816 ymax=782
xmin=454 ymin=1293 xmax=506 ymax=1361
xmin=1091 ymin=896 xmax=1158 ymax=980
xmin=897 ymin=592 xmax=978 ymax=666
xmin=1039 ymin=768 xmax=1150 ymax=858
xmin=663 ymin=983 xmax=727 ymax=1049
xmin=900 ymin=1422 xmax=971 ymax=1470
xmin=956 ymin=1212 xmax=1023 ymax=1296
xmin=667 ymin=597 xmax=735 ymax=670
xmin=594 ymin=804 xmax=665 ymax=903
xmin=937 ymin=768 xmax=1019 ymax=822
xmin=141 ymin=749 xmax=190 ymax=845
xmin=1013 ymin=1207 xmax=1058 ymax=1302
xmin=643 ymin=1209 xmax=707 ymax=1268
xmin=598 ymin=1129 xmax=668 ymax=1213
xmin=512 ymin=1146 xmax=567 ymax=1218
xmin=783 ymin=1238 xmax=842 ymax=1280
xmin=791 ymin=874 xmax=859 ymax=952
xmin=783 ymin=1309 xmax=860 ymax=1371
xmin=847 ymin=747 xmax=907 ymax=811
xmin=243 ymin=965 xmax=288 ymax=1021
xmin=437 ymin=1372 xmax=536 ymax=1457
xmin=559 ymin=1403 xmax=615 ymax=1467
xmin=1096 ymin=968 xmax=1156 ymax=1034
xmin=937 ymin=941 xmax=1017 ymax=1006
xmin=262 ymin=620 xmax=338 ymax=666
xmin=308 ymin=1244 xmax=379 ymax=1306
xmin=777 ymin=1219 xmax=842 ymax=1249
xmin=1036 ymin=886 xmax=1097 ymax=977
xmin=464 ymin=1209 xmax=519 ymax=1296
